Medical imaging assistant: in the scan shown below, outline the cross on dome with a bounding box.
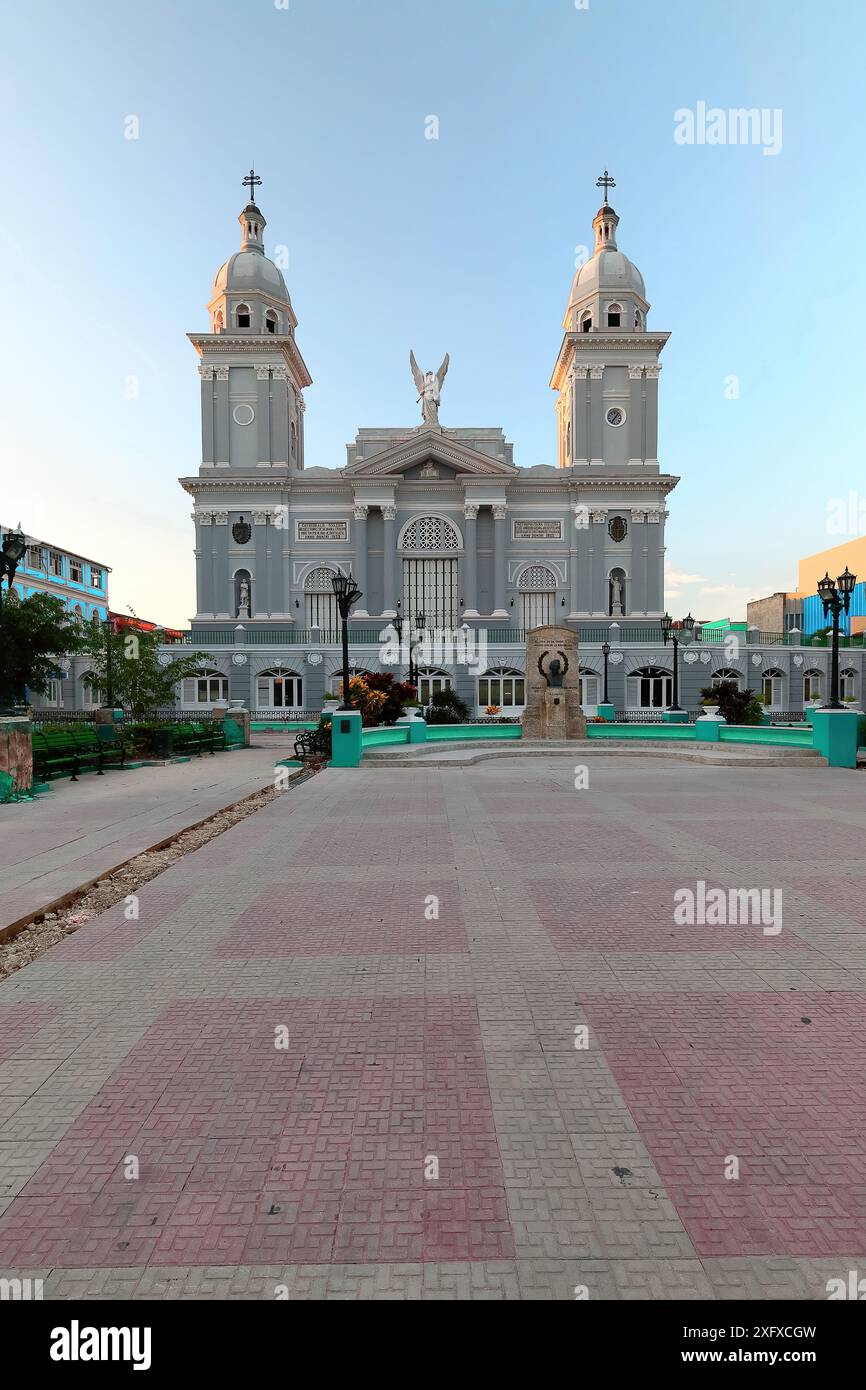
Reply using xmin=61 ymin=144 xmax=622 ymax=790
xmin=595 ymin=169 xmax=616 ymax=205
xmin=242 ymin=167 xmax=262 ymax=205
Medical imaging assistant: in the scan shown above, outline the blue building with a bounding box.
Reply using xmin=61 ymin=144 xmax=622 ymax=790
xmin=0 ymin=523 xmax=110 ymax=709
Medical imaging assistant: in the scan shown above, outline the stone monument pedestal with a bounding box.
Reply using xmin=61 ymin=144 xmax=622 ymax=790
xmin=522 ymin=625 xmax=587 ymax=740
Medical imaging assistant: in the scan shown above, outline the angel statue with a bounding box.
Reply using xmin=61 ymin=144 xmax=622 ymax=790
xmin=410 ymin=350 xmax=450 ymax=427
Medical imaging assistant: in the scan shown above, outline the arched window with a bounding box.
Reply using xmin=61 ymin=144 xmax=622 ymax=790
xmin=607 ymin=302 xmax=622 ymax=328
xmin=609 ymin=567 xmax=626 ymax=617
xmin=265 ymin=310 xmax=277 ymax=335
xmin=256 ymin=667 xmax=303 ymax=710
xmin=417 ymin=668 xmax=451 ymax=704
xmin=518 ymin=565 xmax=557 ymax=629
xmin=580 ymin=311 xmax=592 ymax=334
xmin=803 ymin=668 xmax=823 ymax=703
xmin=304 ymin=567 xmax=339 ymax=631
xmin=401 ymin=516 xmax=461 ymax=628
xmin=214 ymin=309 xmax=224 ymax=333
xmin=626 ymin=665 xmax=672 ymax=709
xmin=80 ymin=672 xmax=103 ymax=708
xmin=578 ymin=666 xmax=600 ymax=708
xmin=762 ymin=668 xmax=785 ymax=708
xmin=236 ymin=303 xmax=251 ymax=329
xmin=712 ymin=668 xmax=741 ymax=689
xmin=477 ymin=667 xmax=525 ymax=711
xmin=70 ymin=603 xmax=86 ymax=625
xmin=841 ymin=668 xmax=858 ymax=702
xmin=634 ymin=309 xmax=643 ymax=330
xmin=290 ymin=420 xmax=297 ymax=458
xmin=181 ymin=667 xmax=229 ymax=707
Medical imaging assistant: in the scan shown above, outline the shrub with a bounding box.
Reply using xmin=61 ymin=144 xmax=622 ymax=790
xmin=361 ymin=673 xmax=418 ymax=724
xmin=700 ymin=681 xmax=763 ymax=726
xmin=425 ymin=688 xmax=469 ymax=724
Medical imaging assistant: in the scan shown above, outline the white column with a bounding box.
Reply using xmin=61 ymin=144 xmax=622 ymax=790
xmin=353 ymin=504 xmax=369 ymax=615
xmin=589 ymin=365 xmax=604 ymax=464
xmin=628 ymin=366 xmax=644 ymax=465
xmin=462 ymin=504 xmax=479 ymax=616
xmin=214 ymin=366 xmax=230 ymax=467
xmin=382 ymin=504 xmax=398 ymax=616
xmin=198 ymin=365 xmax=215 ymax=466
xmin=256 ymin=366 xmax=271 ymax=467
xmin=644 ymin=364 xmax=661 ymax=464
xmin=492 ymin=504 xmax=508 ymax=617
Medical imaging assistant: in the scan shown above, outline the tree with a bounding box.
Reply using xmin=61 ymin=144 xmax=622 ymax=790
xmin=0 ymin=590 xmax=88 ymax=709
xmin=82 ymin=622 xmax=211 ymax=721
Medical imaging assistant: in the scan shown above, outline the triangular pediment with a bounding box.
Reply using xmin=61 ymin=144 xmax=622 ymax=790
xmin=344 ymin=427 xmax=517 ymax=478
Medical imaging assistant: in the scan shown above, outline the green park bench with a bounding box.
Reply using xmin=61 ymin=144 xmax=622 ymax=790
xmin=171 ymin=721 xmax=226 ymax=756
xmin=32 ymin=727 xmax=125 ymax=783
xmin=293 ymin=725 xmax=331 ymax=761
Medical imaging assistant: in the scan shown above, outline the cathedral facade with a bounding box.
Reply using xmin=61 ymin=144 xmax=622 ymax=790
xmin=164 ymin=178 xmax=863 ymax=719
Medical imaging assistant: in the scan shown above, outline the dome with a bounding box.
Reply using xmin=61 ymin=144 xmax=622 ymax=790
xmin=212 ymin=250 xmax=291 ymax=305
xmin=572 ymin=248 xmax=645 ymax=301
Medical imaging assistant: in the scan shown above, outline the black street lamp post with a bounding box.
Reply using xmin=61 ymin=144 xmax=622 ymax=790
xmin=817 ymin=567 xmax=857 ymax=709
xmin=396 ymin=602 xmax=425 ymax=689
xmin=0 ymin=525 xmax=27 ymax=609
xmin=601 ymin=640 xmax=611 ymax=704
xmin=660 ymin=611 xmax=695 ymax=712
xmin=331 ymin=571 xmax=363 ymax=711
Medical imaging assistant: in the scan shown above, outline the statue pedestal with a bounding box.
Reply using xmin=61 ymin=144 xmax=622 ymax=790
xmin=522 ymin=688 xmax=586 ymax=740
xmin=522 ymin=625 xmax=587 ymax=740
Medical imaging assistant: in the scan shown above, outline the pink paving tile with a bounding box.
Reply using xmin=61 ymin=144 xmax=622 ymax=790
xmin=0 ymin=995 xmax=513 ymax=1267
xmin=661 ymin=816 xmax=866 ymax=861
xmin=0 ymin=1003 xmax=60 ymax=1062
xmin=291 ymin=822 xmax=455 ymax=867
xmin=215 ymin=880 xmax=467 ymax=956
xmin=582 ymin=991 xmax=866 ymax=1257
xmin=782 ymin=874 xmax=866 ymax=928
xmin=529 ymin=878 xmax=806 ymax=951
xmin=45 ymin=882 xmax=197 ymax=962
xmin=495 ymin=820 xmax=663 ymax=863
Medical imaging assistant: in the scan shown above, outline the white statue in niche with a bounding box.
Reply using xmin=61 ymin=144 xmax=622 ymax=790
xmin=238 ymin=577 xmax=250 ymax=618
xmin=610 ymin=573 xmax=624 ymax=615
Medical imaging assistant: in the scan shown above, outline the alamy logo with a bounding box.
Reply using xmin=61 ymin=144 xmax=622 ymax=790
xmin=827 ymin=1270 xmax=866 ymax=1300
xmin=674 ymin=102 xmax=782 ymax=156
xmin=674 ymin=880 xmax=782 ymax=935
xmin=0 ymin=1276 xmax=43 ymax=1300
xmin=50 ymin=1321 xmax=152 ymax=1371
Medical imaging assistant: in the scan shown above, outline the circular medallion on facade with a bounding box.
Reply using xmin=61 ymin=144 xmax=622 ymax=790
xmin=751 ymin=654 xmax=763 ymax=666
xmin=57 ymin=659 xmax=71 ymax=672
xmin=699 ymin=651 xmax=712 ymax=663
xmin=608 ymin=651 xmax=624 ymax=665
xmin=232 ymin=516 xmax=252 ymax=544
xmin=683 ymin=650 xmax=698 ymax=664
xmin=607 ymin=516 xmax=628 ymax=543
xmin=157 ymin=654 xmax=172 ymax=667
xmin=231 ymin=653 xmax=248 ymax=666
xmin=232 ymin=403 xmax=255 ymax=426
xmin=793 ymin=654 xmax=804 ymax=667
xmin=306 ymin=651 xmax=324 ymax=666
xmin=605 ymin=406 xmax=626 ymax=427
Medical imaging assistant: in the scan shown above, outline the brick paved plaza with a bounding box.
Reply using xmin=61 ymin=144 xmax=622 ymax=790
xmin=1 ymin=754 xmax=865 ymax=1299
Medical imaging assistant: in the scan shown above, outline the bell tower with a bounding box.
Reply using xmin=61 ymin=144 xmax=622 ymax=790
xmin=550 ymin=173 xmax=668 ymax=471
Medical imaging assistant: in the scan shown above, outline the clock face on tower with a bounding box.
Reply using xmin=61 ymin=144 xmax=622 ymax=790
xmin=606 ymin=407 xmax=625 ymax=427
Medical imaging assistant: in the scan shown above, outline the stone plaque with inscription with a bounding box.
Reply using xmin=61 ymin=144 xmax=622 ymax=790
xmin=512 ymin=519 xmax=563 ymax=541
xmin=296 ymin=520 xmax=349 ymax=542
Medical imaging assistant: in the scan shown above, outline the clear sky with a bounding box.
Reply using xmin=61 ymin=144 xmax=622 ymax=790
xmin=1 ymin=0 xmax=864 ymax=628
